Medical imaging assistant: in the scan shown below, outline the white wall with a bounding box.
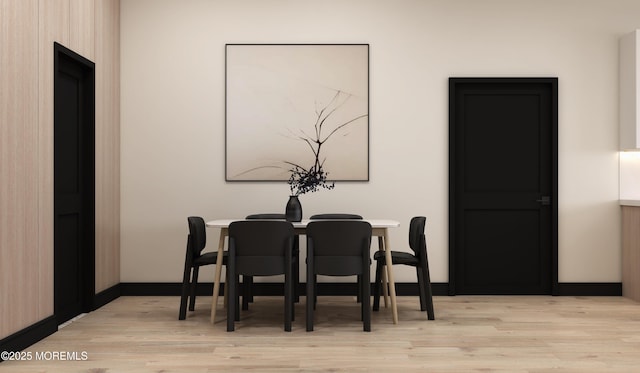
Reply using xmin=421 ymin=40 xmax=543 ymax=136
xmin=620 ymin=153 xmax=640 ymax=200
xmin=121 ymin=0 xmax=638 ymax=284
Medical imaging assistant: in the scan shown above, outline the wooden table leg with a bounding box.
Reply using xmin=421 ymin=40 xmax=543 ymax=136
xmin=382 ymin=230 xmax=398 ymax=324
xmin=377 ymin=236 xmax=389 ymax=308
xmin=210 ymin=228 xmax=227 ymax=324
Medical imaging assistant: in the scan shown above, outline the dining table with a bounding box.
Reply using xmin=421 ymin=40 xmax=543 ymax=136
xmin=205 ymin=218 xmax=401 ymax=325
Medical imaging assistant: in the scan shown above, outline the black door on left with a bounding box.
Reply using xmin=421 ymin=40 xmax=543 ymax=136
xmin=54 ymin=43 xmax=95 ymax=325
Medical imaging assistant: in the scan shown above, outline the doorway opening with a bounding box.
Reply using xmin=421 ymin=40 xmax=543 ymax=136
xmin=449 ymin=78 xmax=558 ymax=295
xmin=53 ymin=42 xmax=96 ymax=325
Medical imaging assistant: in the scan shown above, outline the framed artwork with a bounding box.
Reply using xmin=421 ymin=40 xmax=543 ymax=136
xmin=225 ymin=44 xmax=369 ymax=181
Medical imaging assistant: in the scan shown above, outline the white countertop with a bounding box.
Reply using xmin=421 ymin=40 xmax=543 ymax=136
xmin=620 ymin=200 xmax=640 ymax=207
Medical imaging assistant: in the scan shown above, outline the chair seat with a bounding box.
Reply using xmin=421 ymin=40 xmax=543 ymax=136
xmin=373 ymin=250 xmax=418 ymax=266
xmin=193 ymin=251 xmax=228 ymax=266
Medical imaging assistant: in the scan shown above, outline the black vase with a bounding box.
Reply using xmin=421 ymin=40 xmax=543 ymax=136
xmin=285 ymin=195 xmax=302 ymax=222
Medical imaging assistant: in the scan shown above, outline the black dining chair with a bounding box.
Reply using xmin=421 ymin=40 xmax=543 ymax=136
xmin=179 ymin=216 xmax=226 ymax=320
xmin=227 ymin=220 xmax=296 ymax=332
xmin=245 ymin=213 xmax=301 ymax=305
xmin=306 ymin=220 xmax=372 ymax=332
xmin=372 ymin=216 xmax=435 ymax=320
xmin=307 ymin=213 xmax=364 ymax=303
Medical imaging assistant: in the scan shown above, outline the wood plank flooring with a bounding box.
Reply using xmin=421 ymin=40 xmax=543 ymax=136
xmin=2 ymin=296 xmax=640 ymax=372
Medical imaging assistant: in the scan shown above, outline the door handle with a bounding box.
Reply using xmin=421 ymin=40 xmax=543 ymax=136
xmin=536 ymin=196 xmax=551 ymax=206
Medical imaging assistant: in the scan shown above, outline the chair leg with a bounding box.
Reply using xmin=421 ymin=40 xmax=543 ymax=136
xmin=285 ymin=269 xmax=292 ymax=332
xmin=291 ymin=281 xmax=296 ymax=322
xmin=306 ymin=265 xmax=314 ymax=332
xmin=421 ymin=262 xmax=435 ymax=320
xmin=235 ymin=275 xmax=241 ymax=321
xmin=179 ymin=266 xmax=191 ymax=320
xmin=227 ymin=268 xmax=236 ymax=332
xmin=314 ymin=275 xmax=318 ymax=310
xmin=294 ymin=237 xmax=300 ymax=303
xmin=363 ymin=269 xmax=371 ymax=332
xmin=188 ymin=266 xmax=199 ymax=311
xmin=360 ymin=275 xmax=364 ymax=321
xmin=417 ymin=267 xmax=427 ymax=311
xmin=246 ymin=275 xmax=254 ymax=303
xmin=242 ymin=275 xmax=252 ymax=311
xmin=294 ymin=259 xmax=300 ymax=303
xmin=223 ymin=270 xmax=228 ymax=308
xmin=372 ymin=259 xmax=383 ymax=311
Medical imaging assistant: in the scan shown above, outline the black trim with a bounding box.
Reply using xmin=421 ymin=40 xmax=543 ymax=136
xmin=0 ymin=317 xmax=57 ymax=360
xmin=550 ymin=79 xmax=560 ymax=296
xmin=556 ymin=283 xmax=622 ymax=296
xmin=120 ymin=282 xmax=621 ymax=297
xmin=121 ymin=282 xmax=187 ymax=296
xmin=396 ymin=283 xmax=449 ymax=296
xmin=121 ymin=282 xmax=452 ymax=296
xmin=93 ymin=284 xmax=121 ymax=309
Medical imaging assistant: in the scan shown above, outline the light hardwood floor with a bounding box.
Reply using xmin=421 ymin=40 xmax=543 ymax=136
xmin=2 ymin=295 xmax=640 ymax=372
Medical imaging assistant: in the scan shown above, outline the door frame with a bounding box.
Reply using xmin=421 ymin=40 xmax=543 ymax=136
xmin=53 ymin=42 xmax=96 ymax=322
xmin=448 ymin=77 xmax=559 ymax=296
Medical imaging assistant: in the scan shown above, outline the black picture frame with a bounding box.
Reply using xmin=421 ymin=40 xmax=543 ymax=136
xmin=225 ymin=44 xmax=370 ymax=182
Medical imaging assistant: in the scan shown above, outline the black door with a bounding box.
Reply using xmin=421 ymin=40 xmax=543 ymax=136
xmin=54 ymin=43 xmax=95 ymax=324
xmin=449 ymin=78 xmax=558 ymax=295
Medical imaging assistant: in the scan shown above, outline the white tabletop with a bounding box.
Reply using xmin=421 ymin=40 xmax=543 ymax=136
xmin=206 ymin=219 xmax=400 ymax=229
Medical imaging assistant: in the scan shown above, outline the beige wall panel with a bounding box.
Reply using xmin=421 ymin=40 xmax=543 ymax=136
xmin=94 ymin=0 xmax=120 ymax=293
xmin=2 ymin=0 xmax=120 ymax=339
xmin=0 ymin=0 xmax=41 ymax=338
xmin=37 ymin=0 xmax=70 ymax=324
xmin=69 ymin=0 xmax=95 ymax=60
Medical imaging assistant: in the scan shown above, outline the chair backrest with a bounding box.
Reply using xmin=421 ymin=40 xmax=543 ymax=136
xmin=409 ymin=216 xmax=426 ymax=256
xmin=187 ymin=216 xmax=207 ymax=256
xmin=246 ymin=213 xmax=286 ymax=220
xmin=306 ymin=221 xmax=371 ymax=256
xmin=229 ymin=220 xmax=294 ymax=256
xmin=309 ymin=213 xmax=363 ymax=220
xmin=306 ymin=221 xmax=372 ymax=276
xmin=229 ymin=220 xmax=294 ymax=276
